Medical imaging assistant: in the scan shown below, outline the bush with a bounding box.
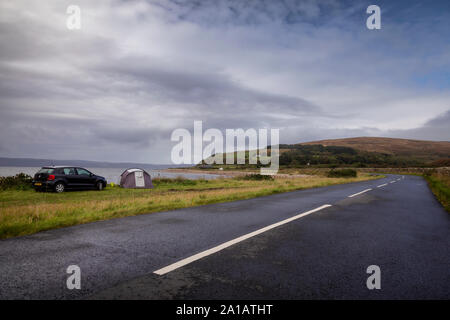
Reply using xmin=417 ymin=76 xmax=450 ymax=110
xmin=152 ymin=176 xmax=198 ymax=186
xmin=429 ymin=158 xmax=450 ymax=167
xmin=327 ymin=169 xmax=357 ymax=178
xmin=0 ymin=173 xmax=33 ymax=190
xmin=239 ymin=174 xmax=274 ymax=181
xmin=423 ymin=168 xmax=437 ymax=177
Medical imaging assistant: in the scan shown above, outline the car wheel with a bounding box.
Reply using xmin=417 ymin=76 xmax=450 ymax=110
xmin=97 ymin=182 xmax=104 ymax=191
xmin=55 ymin=183 xmax=65 ymax=193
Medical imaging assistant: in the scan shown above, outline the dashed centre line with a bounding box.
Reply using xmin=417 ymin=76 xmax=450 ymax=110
xmin=154 ymin=204 xmax=332 ymax=275
xmin=348 ymin=188 xmax=372 ymax=198
xmin=154 ymin=176 xmax=402 ymax=276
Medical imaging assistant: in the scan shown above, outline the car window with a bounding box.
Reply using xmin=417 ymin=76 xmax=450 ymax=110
xmin=76 ymin=168 xmax=91 ymax=176
xmin=63 ymin=168 xmax=76 ymax=175
xmin=38 ymin=168 xmax=54 ymax=174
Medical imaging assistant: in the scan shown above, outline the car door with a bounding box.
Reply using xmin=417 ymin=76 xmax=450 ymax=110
xmin=76 ymin=168 xmax=95 ymax=189
xmin=63 ymin=167 xmax=80 ymax=189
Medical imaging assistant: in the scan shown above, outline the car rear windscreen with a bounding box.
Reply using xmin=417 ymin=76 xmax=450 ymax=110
xmin=37 ymin=168 xmax=55 ymax=174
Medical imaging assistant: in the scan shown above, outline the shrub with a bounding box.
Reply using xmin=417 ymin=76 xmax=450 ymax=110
xmin=239 ymin=174 xmax=274 ymax=181
xmin=423 ymin=168 xmax=437 ymax=177
xmin=0 ymin=173 xmax=33 ymax=190
xmin=327 ymin=169 xmax=357 ymax=178
xmin=152 ymin=177 xmax=198 ymax=186
xmin=429 ymin=158 xmax=450 ymax=167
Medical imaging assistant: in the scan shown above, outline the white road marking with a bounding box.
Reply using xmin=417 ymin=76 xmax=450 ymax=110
xmin=348 ymin=188 xmax=372 ymax=198
xmin=390 ymin=181 xmax=396 ymax=184
xmin=153 ymin=204 xmax=332 ymax=275
xmin=377 ymin=183 xmax=388 ymax=188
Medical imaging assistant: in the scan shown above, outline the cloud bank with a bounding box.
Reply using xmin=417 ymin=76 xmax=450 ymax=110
xmin=0 ymin=0 xmax=449 ymax=163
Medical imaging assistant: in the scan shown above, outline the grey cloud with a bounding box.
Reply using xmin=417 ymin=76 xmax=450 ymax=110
xmin=91 ymin=126 xmax=172 ymax=147
xmin=93 ymin=58 xmax=321 ymax=118
xmin=425 ymin=110 xmax=450 ymax=128
xmin=285 ymin=111 xmax=450 ymax=144
xmin=162 ymin=0 xmax=341 ymax=25
xmin=388 ymin=110 xmax=450 ymax=141
xmin=0 ymin=0 xmax=449 ymax=164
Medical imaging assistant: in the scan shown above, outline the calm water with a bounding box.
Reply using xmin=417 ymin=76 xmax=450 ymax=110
xmin=0 ymin=167 xmax=220 ymax=183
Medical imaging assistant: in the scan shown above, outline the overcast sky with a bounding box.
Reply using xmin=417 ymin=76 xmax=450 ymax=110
xmin=0 ymin=0 xmax=449 ymax=164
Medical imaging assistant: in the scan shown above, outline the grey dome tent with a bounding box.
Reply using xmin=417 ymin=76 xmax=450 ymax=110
xmin=120 ymin=168 xmax=154 ymax=189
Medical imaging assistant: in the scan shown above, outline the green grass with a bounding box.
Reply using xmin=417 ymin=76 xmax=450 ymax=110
xmin=423 ymin=173 xmax=450 ymax=212
xmin=0 ymin=174 xmax=381 ymax=239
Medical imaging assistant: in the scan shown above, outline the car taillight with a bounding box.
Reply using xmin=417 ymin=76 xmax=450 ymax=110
xmin=47 ymin=175 xmax=55 ymax=181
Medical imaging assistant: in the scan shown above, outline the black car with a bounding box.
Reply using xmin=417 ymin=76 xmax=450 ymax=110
xmin=32 ymin=166 xmax=107 ymax=193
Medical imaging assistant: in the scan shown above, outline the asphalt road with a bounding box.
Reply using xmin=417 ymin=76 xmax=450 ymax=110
xmin=0 ymin=174 xmax=448 ymax=299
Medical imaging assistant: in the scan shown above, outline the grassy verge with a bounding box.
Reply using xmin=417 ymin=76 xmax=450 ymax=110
xmin=0 ymin=174 xmax=380 ymax=239
xmin=423 ymin=171 xmax=450 ymax=212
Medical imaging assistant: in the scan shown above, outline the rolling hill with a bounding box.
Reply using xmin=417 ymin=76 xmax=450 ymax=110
xmin=299 ymin=137 xmax=450 ymax=162
xmin=199 ymin=137 xmax=450 ymax=168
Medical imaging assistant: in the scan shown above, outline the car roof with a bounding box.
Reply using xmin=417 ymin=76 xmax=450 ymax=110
xmin=42 ymin=166 xmax=83 ymax=168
